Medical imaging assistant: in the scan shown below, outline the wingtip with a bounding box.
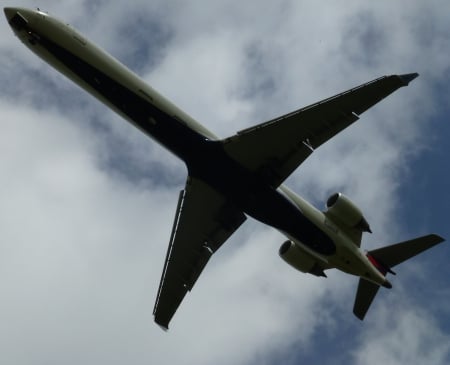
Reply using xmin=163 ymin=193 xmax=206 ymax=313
xmin=154 ymin=317 xmax=169 ymax=331
xmin=429 ymin=233 xmax=446 ymax=244
xmin=156 ymin=322 xmax=169 ymax=332
xmin=398 ymin=73 xmax=419 ymax=86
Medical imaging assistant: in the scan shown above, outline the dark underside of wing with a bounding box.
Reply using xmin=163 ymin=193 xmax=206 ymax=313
xmin=223 ymin=73 xmax=418 ymax=188
xmin=153 ymin=176 xmax=246 ymax=329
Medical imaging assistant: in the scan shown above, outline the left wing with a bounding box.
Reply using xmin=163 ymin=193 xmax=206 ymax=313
xmin=153 ymin=176 xmax=246 ymax=329
xmin=223 ymin=73 xmax=418 ymax=188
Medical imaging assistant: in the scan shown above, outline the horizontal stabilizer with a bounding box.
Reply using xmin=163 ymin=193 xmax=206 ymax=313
xmin=353 ymin=278 xmax=380 ymax=320
xmin=368 ymin=234 xmax=444 ymax=269
xmin=354 ymin=234 xmax=444 ymax=320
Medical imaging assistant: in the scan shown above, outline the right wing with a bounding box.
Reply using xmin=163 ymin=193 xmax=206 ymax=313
xmin=153 ymin=176 xmax=246 ymax=329
xmin=223 ymin=74 xmax=418 ymax=188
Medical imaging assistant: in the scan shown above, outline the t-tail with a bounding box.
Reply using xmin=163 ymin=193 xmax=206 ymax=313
xmin=353 ymin=234 xmax=445 ymax=320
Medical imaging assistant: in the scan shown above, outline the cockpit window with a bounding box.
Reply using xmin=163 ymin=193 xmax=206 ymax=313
xmin=9 ymin=12 xmax=28 ymax=31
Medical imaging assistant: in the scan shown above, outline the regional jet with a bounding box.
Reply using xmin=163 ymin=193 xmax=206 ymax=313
xmin=5 ymin=7 xmax=445 ymax=329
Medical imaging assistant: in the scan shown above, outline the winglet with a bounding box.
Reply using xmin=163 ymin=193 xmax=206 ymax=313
xmin=398 ymin=73 xmax=419 ymax=86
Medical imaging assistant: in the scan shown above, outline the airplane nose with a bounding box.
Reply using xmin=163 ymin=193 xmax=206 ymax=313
xmin=4 ymin=7 xmax=32 ymax=32
xmin=3 ymin=7 xmax=18 ymax=21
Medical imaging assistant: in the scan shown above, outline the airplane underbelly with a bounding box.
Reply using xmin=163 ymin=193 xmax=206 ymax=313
xmin=238 ymin=183 xmax=336 ymax=256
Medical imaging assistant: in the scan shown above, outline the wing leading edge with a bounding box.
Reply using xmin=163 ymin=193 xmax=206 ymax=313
xmin=223 ymin=73 xmax=418 ymax=188
xmin=153 ymin=177 xmax=246 ymax=329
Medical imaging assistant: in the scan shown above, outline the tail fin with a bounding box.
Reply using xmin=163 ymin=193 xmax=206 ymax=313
xmin=353 ymin=234 xmax=444 ymax=320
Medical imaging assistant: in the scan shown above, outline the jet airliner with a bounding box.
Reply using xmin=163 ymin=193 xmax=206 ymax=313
xmin=5 ymin=7 xmax=445 ymax=329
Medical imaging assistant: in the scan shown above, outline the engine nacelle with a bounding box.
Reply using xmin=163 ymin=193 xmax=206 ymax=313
xmin=326 ymin=193 xmax=371 ymax=233
xmin=279 ymin=240 xmax=326 ymax=277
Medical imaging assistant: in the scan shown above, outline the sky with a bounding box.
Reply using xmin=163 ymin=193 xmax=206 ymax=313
xmin=0 ymin=1 xmax=449 ymax=364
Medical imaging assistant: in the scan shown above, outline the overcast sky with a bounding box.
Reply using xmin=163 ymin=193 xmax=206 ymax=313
xmin=1 ymin=1 xmax=449 ymax=364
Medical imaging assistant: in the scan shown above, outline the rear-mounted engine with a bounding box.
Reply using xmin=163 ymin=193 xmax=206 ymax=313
xmin=326 ymin=192 xmax=371 ymax=233
xmin=279 ymin=240 xmax=326 ymax=277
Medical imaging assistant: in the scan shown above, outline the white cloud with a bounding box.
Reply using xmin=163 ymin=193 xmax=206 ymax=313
xmin=1 ymin=1 xmax=449 ymax=364
xmin=353 ymin=306 xmax=450 ymax=365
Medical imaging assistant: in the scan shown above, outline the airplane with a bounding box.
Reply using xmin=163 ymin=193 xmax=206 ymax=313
xmin=5 ymin=7 xmax=445 ymax=330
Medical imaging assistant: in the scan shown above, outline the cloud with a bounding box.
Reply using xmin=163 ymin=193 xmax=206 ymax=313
xmin=352 ymin=306 xmax=450 ymax=365
xmin=1 ymin=1 xmax=449 ymax=364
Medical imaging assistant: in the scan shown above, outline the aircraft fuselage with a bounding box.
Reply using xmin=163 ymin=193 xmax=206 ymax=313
xmin=5 ymin=7 xmax=391 ymax=289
